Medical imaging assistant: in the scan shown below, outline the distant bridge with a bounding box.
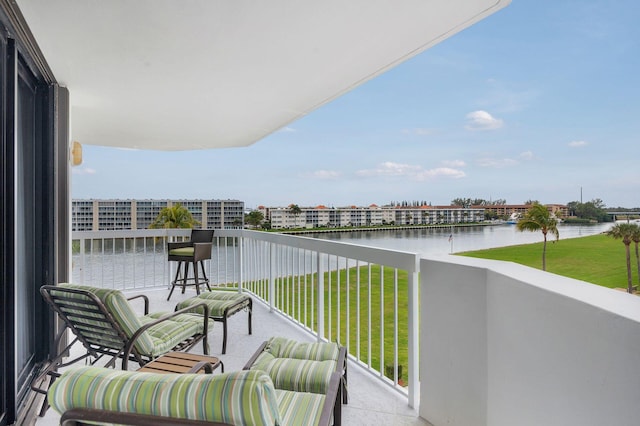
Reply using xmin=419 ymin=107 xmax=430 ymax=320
xmin=606 ymin=211 xmax=640 ymax=220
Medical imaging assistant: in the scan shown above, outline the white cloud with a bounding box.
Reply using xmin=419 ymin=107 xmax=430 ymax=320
xmin=303 ymin=170 xmax=341 ymax=179
xmin=476 ymin=157 xmax=519 ymax=168
xmin=72 ymin=167 xmax=97 ymax=175
xmin=356 ymin=162 xmax=421 ymax=177
xmin=519 ymin=151 xmax=534 ymax=160
xmin=279 ymin=126 xmax=296 ymax=133
xmin=401 ymin=128 xmax=433 ymax=136
xmin=441 ymin=159 xmax=466 ymax=167
xmin=356 ymin=161 xmax=465 ymax=181
xmin=568 ymin=140 xmax=588 ymax=147
xmin=465 ymin=110 xmax=504 ymax=131
xmin=415 ymin=167 xmax=466 ymax=180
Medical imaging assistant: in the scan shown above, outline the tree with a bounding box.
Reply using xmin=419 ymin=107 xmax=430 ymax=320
xmin=288 ymin=204 xmax=302 ymax=228
xmin=149 ymin=203 xmax=199 ymax=229
xmin=632 ymin=225 xmax=640 ymax=288
xmin=245 ymin=210 xmax=264 ymax=228
xmin=516 ymin=203 xmax=559 ymax=271
xmin=451 ymin=197 xmax=472 ymax=208
xmin=567 ymin=199 xmax=611 ymax=222
xmin=606 ymin=223 xmax=639 ymax=293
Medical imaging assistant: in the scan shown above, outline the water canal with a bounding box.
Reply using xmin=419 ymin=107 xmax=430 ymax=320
xmin=310 ymin=222 xmax=614 ymax=257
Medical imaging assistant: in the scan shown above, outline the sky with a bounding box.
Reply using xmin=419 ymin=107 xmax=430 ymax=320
xmin=72 ymin=1 xmax=640 ymax=210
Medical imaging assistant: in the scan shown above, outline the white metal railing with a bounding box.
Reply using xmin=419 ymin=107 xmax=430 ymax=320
xmin=72 ymin=229 xmax=242 ymax=291
xmin=71 ymin=228 xmax=420 ymax=406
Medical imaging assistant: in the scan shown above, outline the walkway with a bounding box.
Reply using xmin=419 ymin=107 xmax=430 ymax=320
xmin=36 ymin=287 xmax=430 ymax=426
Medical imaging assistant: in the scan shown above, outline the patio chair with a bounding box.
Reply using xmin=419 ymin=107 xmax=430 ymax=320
xmin=48 ymin=367 xmax=341 ymax=426
xmin=244 ymin=336 xmax=348 ymax=425
xmin=167 ymin=229 xmax=215 ymax=300
xmin=32 ymin=283 xmax=211 ymax=415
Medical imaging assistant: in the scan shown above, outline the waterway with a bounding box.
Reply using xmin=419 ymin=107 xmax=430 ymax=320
xmin=309 ymin=222 xmax=614 ymax=257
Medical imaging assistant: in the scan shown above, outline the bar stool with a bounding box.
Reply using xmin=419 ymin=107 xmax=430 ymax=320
xmin=167 ymin=229 xmax=214 ymax=301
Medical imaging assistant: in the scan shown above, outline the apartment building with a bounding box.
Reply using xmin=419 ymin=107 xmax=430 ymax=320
xmin=477 ymin=204 xmax=569 ymax=218
xmin=260 ymin=204 xmax=486 ymax=229
xmin=72 ymin=199 xmax=245 ymax=231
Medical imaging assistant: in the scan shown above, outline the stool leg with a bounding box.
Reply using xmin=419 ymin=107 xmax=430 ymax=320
xmin=193 ymin=261 xmax=201 ymax=295
xmin=182 ymin=262 xmax=190 ymax=294
xmin=199 ymin=260 xmax=212 ymax=291
xmin=167 ymin=262 xmax=182 ymax=301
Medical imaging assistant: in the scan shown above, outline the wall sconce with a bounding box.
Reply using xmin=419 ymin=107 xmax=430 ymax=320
xmin=71 ymin=141 xmax=82 ymax=166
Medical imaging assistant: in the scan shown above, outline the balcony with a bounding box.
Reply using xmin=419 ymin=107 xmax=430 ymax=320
xmin=38 ymin=228 xmax=640 ymax=425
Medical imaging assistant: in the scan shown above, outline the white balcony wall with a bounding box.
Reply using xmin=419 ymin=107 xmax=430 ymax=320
xmin=420 ymin=255 xmax=640 ymax=426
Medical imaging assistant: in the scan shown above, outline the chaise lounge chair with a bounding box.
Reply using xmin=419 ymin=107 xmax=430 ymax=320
xmin=244 ymin=337 xmax=347 ymax=426
xmin=48 ymin=367 xmax=341 ymax=425
xmin=32 ymin=283 xmax=211 ymax=415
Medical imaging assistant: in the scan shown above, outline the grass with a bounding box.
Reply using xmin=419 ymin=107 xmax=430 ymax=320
xmin=458 ymin=233 xmax=639 ymax=289
xmin=249 ymin=233 xmax=639 ymax=386
xmin=251 ymin=265 xmax=411 ymax=384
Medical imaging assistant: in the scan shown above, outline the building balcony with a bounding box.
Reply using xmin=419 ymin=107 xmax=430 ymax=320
xmin=38 ymin=228 xmax=640 ymax=425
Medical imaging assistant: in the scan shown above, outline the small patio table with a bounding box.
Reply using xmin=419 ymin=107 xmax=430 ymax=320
xmin=137 ymin=351 xmax=224 ymax=374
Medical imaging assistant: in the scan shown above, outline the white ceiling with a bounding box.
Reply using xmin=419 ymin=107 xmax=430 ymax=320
xmin=17 ymin=0 xmax=510 ymax=151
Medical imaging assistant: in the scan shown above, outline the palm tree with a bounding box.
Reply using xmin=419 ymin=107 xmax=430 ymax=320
xmin=289 ymin=204 xmax=302 ymax=228
xmin=149 ymin=203 xmax=199 ymax=229
xmin=606 ymin=223 xmax=638 ymax=293
xmin=632 ymin=225 xmax=640 ymax=289
xmin=516 ymin=203 xmax=559 ymax=271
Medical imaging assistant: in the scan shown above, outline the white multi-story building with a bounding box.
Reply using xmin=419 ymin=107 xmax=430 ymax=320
xmin=259 ymin=204 xmax=485 ymax=229
xmin=72 ymin=199 xmax=245 ymax=231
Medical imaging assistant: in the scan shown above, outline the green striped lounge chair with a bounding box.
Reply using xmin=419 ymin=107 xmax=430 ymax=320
xmin=244 ymin=337 xmax=347 ymax=426
xmin=33 ymin=283 xmax=212 ymax=415
xmin=48 ymin=366 xmax=341 ymax=425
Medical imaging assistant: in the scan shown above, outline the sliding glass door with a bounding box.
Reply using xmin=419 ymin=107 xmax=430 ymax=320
xmin=0 ymin=8 xmax=69 ymax=423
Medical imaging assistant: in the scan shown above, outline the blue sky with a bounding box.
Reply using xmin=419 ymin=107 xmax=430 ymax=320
xmin=72 ymin=1 xmax=640 ymax=210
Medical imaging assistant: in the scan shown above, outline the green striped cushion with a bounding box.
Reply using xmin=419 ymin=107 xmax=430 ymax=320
xmin=169 ymin=247 xmax=194 ymax=256
xmin=57 ymin=284 xmax=208 ymax=357
xmin=48 ymin=367 xmax=281 ymax=426
xmin=56 ymin=284 xmax=155 ymax=355
xmin=251 ymin=352 xmax=336 ymax=394
xmin=266 ymin=337 xmax=340 ymax=362
xmin=140 ymin=312 xmax=207 ymax=357
xmin=176 ymin=291 xmax=250 ymax=317
xmin=275 ymin=389 xmax=326 ymax=426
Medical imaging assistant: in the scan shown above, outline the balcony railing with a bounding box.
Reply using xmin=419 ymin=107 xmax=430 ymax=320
xmin=72 ymin=228 xmax=640 ymax=425
xmin=72 ymin=228 xmax=420 ymax=407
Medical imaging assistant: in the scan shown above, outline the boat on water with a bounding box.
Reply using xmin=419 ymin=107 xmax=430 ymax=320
xmin=506 ymin=213 xmax=521 ymax=224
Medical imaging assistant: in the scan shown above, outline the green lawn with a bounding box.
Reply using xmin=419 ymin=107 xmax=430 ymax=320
xmin=458 ymin=234 xmax=638 ymax=289
xmin=248 ymin=233 xmax=637 ymax=387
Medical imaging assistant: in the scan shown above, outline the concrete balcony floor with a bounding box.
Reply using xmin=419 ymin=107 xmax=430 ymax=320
xmin=36 ymin=287 xmax=429 ymax=426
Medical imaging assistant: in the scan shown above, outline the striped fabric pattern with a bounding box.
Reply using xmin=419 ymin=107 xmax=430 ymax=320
xmin=177 ymin=290 xmax=249 ymax=317
xmin=266 ymin=336 xmax=340 ymax=362
xmin=56 ymin=284 xmax=155 ymax=354
xmin=48 ymin=367 xmax=282 ymax=426
xmin=252 ymin=352 xmax=336 ymax=394
xmin=57 ymin=284 xmax=207 ymax=357
xmin=275 ymin=389 xmax=326 ymax=426
xmin=140 ymin=312 xmax=206 ymax=357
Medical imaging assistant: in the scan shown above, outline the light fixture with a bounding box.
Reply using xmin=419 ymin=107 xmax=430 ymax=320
xmin=71 ymin=141 xmax=82 ymax=166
